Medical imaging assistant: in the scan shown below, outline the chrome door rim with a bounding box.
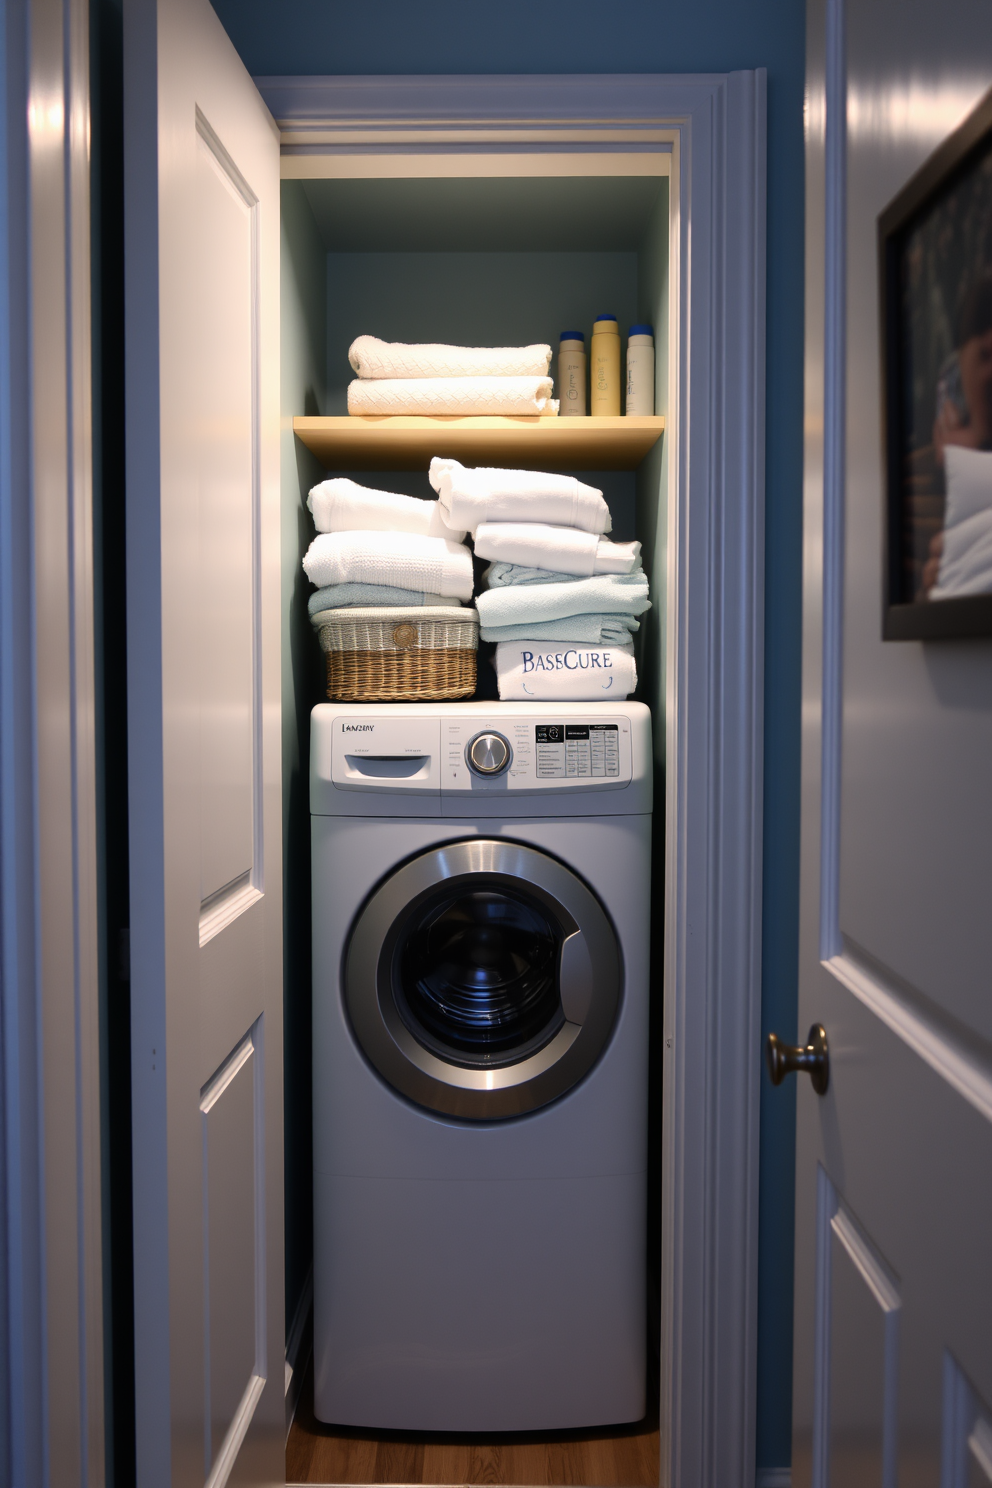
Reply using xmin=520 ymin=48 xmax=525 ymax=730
xmin=344 ymin=839 xmax=621 ymax=1120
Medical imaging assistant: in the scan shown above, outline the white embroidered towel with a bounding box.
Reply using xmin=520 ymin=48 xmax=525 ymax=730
xmin=349 ymin=335 xmax=552 ymax=380
xmin=307 ymin=477 xmax=465 ymax=540
xmin=474 ymin=523 xmax=640 ymax=576
xmin=302 ymin=531 xmax=475 ymax=601
xmin=347 ymin=377 xmax=556 ymax=417
xmin=930 ymin=445 xmax=992 ymax=598
xmin=429 ymin=457 xmax=611 ymax=535
xmin=495 ymin=641 xmax=637 ymax=700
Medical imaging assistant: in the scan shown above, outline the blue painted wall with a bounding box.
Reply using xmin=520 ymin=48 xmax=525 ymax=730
xmin=210 ymin=0 xmax=806 ymax=1472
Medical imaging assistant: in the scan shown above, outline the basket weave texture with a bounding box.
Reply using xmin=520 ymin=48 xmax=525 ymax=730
xmin=312 ymin=606 xmax=478 ymax=702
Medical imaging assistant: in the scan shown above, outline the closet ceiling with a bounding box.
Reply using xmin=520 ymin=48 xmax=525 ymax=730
xmin=301 ymin=176 xmax=667 ymax=252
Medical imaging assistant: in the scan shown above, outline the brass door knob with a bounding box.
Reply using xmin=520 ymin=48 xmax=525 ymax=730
xmin=765 ymin=1024 xmax=829 ymax=1096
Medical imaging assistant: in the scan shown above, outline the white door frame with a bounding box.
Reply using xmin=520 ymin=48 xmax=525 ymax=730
xmin=258 ymin=72 xmax=768 ymax=1488
xmin=0 ymin=0 xmax=105 ymax=1483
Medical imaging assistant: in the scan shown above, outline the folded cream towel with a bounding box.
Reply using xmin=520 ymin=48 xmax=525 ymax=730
xmin=347 ymin=377 xmax=556 ymax=417
xmin=430 ymin=458 xmax=611 ymax=535
xmin=349 ymin=335 xmax=552 ymax=380
xmin=930 ymin=445 xmax=992 ymax=599
xmin=302 ymin=531 xmax=475 ymax=600
xmin=495 ymin=641 xmax=637 ymax=700
xmin=307 ymin=477 xmax=465 ymax=540
xmin=476 ymin=570 xmax=650 ymax=627
xmin=474 ymin=522 xmax=640 ymax=576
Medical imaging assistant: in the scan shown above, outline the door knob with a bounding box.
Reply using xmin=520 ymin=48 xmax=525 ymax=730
xmin=765 ymin=1024 xmax=829 ymax=1096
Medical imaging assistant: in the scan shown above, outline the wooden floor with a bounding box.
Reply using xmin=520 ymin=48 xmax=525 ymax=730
xmin=287 ymin=1357 xmax=660 ymax=1486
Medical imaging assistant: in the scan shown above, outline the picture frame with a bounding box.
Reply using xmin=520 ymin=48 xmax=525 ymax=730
xmin=878 ymin=85 xmax=992 ymax=640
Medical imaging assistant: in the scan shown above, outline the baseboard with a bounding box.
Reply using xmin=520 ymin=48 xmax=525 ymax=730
xmin=756 ymin=1470 xmax=792 ymax=1488
xmin=285 ymin=1265 xmax=314 ymax=1436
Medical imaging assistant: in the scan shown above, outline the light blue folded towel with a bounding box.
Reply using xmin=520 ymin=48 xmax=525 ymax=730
xmin=475 ymin=569 xmax=650 ymax=628
xmin=479 ymin=614 xmax=639 ymax=645
xmin=307 ymin=583 xmax=461 ymax=617
xmin=484 ymin=561 xmax=595 ymax=587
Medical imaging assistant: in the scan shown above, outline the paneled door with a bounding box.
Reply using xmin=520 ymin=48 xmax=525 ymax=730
xmin=791 ymin=0 xmax=992 ymax=1484
xmin=124 ymin=0 xmax=283 ymax=1482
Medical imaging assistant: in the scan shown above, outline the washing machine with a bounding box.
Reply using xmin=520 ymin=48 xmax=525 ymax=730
xmin=311 ymin=700 xmax=652 ymax=1432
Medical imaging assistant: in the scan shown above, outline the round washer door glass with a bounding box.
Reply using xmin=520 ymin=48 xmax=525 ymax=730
xmin=344 ymin=840 xmax=621 ymax=1120
xmin=398 ymin=884 xmax=563 ymax=1061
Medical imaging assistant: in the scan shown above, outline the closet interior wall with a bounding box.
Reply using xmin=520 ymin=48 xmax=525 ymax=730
xmin=279 ymin=171 xmax=670 ymax=1363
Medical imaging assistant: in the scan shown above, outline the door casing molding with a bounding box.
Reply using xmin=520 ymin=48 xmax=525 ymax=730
xmin=257 ymin=71 xmax=767 ymax=1488
xmin=0 ymin=0 xmax=105 ymax=1483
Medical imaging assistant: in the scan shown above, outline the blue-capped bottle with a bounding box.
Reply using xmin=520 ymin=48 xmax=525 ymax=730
xmin=625 ymin=324 xmax=655 ymax=416
xmin=558 ymin=332 xmax=586 ymax=417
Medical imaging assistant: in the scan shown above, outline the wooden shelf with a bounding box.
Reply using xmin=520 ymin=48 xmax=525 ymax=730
xmin=292 ymin=414 xmax=665 ymax=472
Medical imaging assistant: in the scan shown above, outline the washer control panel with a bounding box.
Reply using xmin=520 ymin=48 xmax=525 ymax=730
xmin=327 ymin=712 xmax=633 ymax=794
xmin=316 ymin=704 xmax=649 ymax=813
xmin=442 ymin=715 xmax=631 ymax=793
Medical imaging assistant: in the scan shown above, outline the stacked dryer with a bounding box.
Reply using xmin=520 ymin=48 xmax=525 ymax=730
xmin=311 ymin=701 xmax=652 ymax=1431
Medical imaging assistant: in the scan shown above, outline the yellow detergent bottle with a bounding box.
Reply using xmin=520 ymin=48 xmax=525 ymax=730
xmin=590 ymin=314 xmax=621 ymax=416
xmin=558 ymin=332 xmax=587 ymax=416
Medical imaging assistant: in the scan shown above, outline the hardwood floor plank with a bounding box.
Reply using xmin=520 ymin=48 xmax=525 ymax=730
xmin=421 ymin=1440 xmax=506 ymax=1485
xmin=287 ymin=1358 xmax=659 ymax=1487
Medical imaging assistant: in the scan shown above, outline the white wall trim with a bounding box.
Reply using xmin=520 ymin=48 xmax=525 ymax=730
xmin=0 ymin=0 xmax=105 ymax=1483
xmin=257 ymin=72 xmax=767 ymax=1488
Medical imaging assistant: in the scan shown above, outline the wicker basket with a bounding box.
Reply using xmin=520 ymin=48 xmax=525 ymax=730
xmin=311 ymin=606 xmax=479 ymax=701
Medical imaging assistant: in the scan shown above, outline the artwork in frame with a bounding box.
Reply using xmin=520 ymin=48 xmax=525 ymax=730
xmin=879 ymin=85 xmax=992 ymax=639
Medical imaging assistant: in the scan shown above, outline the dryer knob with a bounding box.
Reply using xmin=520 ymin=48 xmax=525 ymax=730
xmin=466 ymin=731 xmax=512 ymax=776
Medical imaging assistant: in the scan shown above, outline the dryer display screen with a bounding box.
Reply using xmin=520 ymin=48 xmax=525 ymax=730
xmin=534 ymin=724 xmax=620 ymax=779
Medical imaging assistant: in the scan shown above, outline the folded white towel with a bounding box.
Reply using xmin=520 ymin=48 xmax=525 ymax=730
xmin=430 ymin=458 xmax=611 ymax=535
xmin=307 ymin=477 xmax=465 ymax=540
xmin=476 ymin=570 xmax=650 ymax=626
xmin=349 ymin=335 xmax=552 ymax=380
xmin=930 ymin=445 xmax=992 ymax=599
xmin=495 ymin=641 xmax=637 ymax=700
xmin=302 ymin=531 xmax=475 ymax=601
xmin=347 ymin=377 xmax=556 ymax=417
xmin=474 ymin=523 xmax=640 ymax=576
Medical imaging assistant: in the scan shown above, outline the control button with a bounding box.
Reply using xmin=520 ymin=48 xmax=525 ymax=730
xmin=466 ymin=731 xmax=512 ymax=776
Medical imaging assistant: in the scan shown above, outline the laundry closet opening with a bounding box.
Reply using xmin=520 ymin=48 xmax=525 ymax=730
xmin=280 ymin=162 xmax=670 ymax=1487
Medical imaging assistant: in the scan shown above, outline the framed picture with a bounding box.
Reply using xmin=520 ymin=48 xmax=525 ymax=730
xmin=879 ymin=85 xmax=992 ymax=640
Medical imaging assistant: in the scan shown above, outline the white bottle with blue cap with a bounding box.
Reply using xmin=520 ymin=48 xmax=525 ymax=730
xmin=626 ymin=324 xmax=655 ymax=416
xmin=558 ymin=331 xmax=586 ymax=417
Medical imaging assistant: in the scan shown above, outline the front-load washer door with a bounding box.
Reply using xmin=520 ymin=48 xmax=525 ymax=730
xmin=344 ymin=839 xmax=621 ymax=1119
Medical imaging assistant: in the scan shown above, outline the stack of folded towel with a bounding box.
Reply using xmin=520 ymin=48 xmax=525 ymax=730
xmin=429 ymin=457 xmax=650 ymax=701
xmin=347 ymin=336 xmax=558 ymax=417
xmin=302 ymin=477 xmax=475 ymax=616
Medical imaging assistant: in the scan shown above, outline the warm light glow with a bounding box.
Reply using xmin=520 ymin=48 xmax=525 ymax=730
xmin=847 ymin=80 xmax=988 ymax=146
xmin=28 ymin=96 xmax=64 ymax=137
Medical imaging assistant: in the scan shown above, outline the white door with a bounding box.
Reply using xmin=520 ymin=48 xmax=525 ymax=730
xmin=124 ymin=0 xmax=283 ymax=1482
xmin=791 ymin=0 xmax=992 ymax=1483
